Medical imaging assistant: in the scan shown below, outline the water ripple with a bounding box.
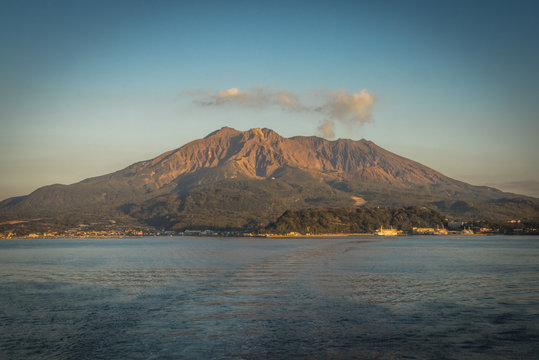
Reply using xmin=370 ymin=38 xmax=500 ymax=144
xmin=1 ymin=236 xmax=538 ymax=359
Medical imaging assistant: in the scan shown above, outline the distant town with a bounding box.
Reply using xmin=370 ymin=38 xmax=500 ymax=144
xmin=0 ymin=220 xmax=245 ymax=239
xmin=1 ymin=218 xmax=537 ymax=239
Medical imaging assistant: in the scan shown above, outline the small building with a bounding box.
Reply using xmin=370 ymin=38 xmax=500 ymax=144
xmin=376 ymin=226 xmax=398 ymax=236
xmin=412 ymin=227 xmax=435 ymax=235
xmin=435 ymin=228 xmax=448 ymax=235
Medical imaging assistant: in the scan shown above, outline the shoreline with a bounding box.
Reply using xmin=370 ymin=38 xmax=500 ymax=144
xmin=0 ymin=232 xmax=512 ymax=240
xmin=253 ymin=233 xmax=376 ymax=238
xmin=254 ymin=233 xmax=493 ymax=238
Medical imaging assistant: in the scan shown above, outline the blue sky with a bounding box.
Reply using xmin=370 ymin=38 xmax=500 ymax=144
xmin=1 ymin=0 xmax=538 ymax=199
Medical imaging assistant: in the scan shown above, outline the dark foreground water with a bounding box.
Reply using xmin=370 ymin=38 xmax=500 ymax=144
xmin=1 ymin=236 xmax=538 ymax=359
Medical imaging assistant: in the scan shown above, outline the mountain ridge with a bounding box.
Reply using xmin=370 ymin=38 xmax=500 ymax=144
xmin=1 ymin=127 xmax=537 ymax=230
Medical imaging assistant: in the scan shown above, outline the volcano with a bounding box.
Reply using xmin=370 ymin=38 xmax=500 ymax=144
xmin=1 ymin=127 xmax=537 ymax=230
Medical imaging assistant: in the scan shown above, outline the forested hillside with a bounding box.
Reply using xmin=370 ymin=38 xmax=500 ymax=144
xmin=264 ymin=207 xmax=445 ymax=234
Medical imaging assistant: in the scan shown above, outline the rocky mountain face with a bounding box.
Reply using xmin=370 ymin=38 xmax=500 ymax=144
xmin=133 ymin=126 xmax=456 ymax=186
xmin=1 ymin=127 xmax=538 ymax=229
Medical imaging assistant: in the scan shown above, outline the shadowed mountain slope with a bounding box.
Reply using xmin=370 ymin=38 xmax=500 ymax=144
xmin=1 ymin=127 xmax=537 ymax=229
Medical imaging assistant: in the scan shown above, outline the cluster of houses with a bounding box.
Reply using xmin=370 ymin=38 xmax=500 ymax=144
xmin=2 ymin=219 xmax=535 ymax=239
xmin=375 ymin=222 xmax=492 ymax=236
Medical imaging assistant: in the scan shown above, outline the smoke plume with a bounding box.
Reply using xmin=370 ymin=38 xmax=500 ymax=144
xmin=317 ymin=119 xmax=335 ymax=139
xmin=317 ymin=89 xmax=374 ymax=124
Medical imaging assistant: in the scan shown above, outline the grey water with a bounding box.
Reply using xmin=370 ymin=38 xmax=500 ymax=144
xmin=0 ymin=236 xmax=538 ymax=359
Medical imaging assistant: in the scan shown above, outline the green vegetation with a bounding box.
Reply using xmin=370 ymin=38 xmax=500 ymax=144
xmin=127 ymin=171 xmax=355 ymax=230
xmin=327 ymin=179 xmax=539 ymax=221
xmin=264 ymin=206 xmax=445 ymax=234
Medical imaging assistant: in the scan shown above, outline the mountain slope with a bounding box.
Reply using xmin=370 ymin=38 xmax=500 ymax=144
xmin=1 ymin=127 xmax=537 ymax=229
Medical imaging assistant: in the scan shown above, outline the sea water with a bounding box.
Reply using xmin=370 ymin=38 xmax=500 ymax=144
xmin=0 ymin=236 xmax=538 ymax=359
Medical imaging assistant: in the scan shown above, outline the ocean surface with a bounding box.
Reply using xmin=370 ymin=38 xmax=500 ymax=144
xmin=0 ymin=236 xmax=538 ymax=359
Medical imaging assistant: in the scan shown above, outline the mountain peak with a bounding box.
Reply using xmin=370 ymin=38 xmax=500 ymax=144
xmin=123 ymin=127 xmax=452 ymax=186
xmin=204 ymin=126 xmax=242 ymax=138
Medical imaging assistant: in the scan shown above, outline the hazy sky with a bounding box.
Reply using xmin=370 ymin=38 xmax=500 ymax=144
xmin=1 ymin=0 xmax=538 ymax=200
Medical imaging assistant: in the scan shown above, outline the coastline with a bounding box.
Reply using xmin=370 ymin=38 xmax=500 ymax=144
xmin=255 ymin=233 xmax=493 ymax=238
xmin=253 ymin=233 xmax=377 ymax=238
xmin=0 ymin=231 xmax=506 ymax=240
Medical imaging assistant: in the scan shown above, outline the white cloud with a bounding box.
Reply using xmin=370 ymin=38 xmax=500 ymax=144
xmin=192 ymin=87 xmax=375 ymax=137
xmin=217 ymin=87 xmax=246 ymax=99
xmin=199 ymin=87 xmax=301 ymax=111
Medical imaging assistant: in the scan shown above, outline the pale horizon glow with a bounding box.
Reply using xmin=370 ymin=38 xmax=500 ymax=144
xmin=1 ymin=0 xmax=538 ymax=200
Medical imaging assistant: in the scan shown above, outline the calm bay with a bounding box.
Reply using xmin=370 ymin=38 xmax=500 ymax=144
xmin=1 ymin=236 xmax=538 ymax=359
